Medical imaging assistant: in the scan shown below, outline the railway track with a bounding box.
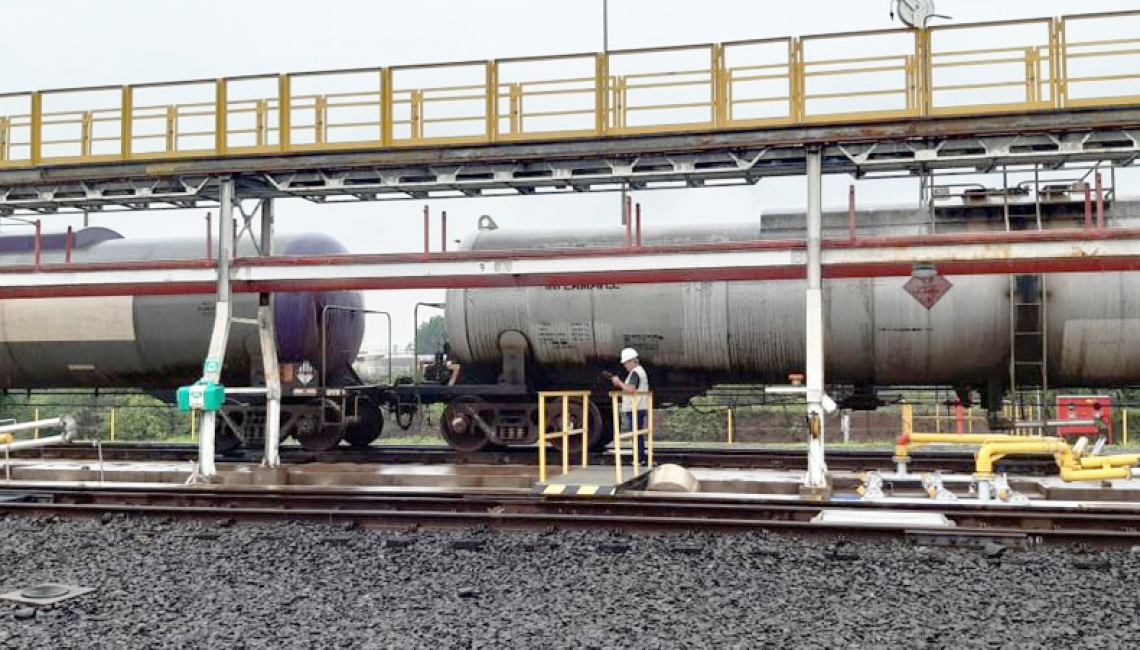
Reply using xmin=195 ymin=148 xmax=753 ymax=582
xmin=7 ymin=442 xmax=1059 ymax=474
xmin=0 ymin=483 xmax=1137 ymax=544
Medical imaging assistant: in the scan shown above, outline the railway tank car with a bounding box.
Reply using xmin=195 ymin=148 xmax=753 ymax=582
xmin=0 ymin=227 xmax=369 ymax=452
xmin=424 ymin=194 xmax=1140 ymax=451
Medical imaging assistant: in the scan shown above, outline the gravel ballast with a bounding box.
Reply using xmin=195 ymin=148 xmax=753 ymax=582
xmin=1 ymin=515 xmax=1139 ymax=649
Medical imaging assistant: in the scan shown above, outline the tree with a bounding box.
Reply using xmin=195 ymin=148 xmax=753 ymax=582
xmin=415 ymin=315 xmax=447 ymax=354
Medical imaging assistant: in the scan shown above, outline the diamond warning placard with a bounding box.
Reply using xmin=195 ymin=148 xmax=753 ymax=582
xmin=904 ymin=275 xmax=953 ymax=309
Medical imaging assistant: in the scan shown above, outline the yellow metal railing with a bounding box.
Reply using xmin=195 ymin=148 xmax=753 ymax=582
xmin=537 ymin=390 xmax=591 ymax=483
xmin=2 ymin=11 xmax=1140 ymax=168
xmin=610 ymin=390 xmax=654 ymax=483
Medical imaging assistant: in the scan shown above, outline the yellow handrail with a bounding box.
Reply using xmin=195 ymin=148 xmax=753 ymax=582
xmin=536 ymin=390 xmax=591 ymax=483
xmin=1 ymin=10 xmax=1138 ymax=168
xmin=610 ymin=390 xmax=654 ymax=484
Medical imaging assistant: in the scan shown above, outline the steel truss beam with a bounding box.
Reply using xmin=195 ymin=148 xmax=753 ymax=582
xmin=0 ymin=228 xmax=1137 ymax=299
xmin=0 ymin=108 xmax=1139 ymax=215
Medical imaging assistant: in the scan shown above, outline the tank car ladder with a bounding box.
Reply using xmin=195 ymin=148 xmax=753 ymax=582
xmin=1008 ymin=274 xmax=1048 ymax=434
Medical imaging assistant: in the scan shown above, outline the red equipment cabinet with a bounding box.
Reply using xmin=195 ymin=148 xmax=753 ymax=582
xmin=1055 ymin=395 xmax=1113 ymax=443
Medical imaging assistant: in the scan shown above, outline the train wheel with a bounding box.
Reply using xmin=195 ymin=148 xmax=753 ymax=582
xmin=545 ymin=400 xmax=606 ymax=460
xmin=441 ymin=396 xmax=494 ymax=453
xmin=344 ymin=398 xmax=384 ymax=448
xmin=295 ymin=400 xmax=344 ymax=452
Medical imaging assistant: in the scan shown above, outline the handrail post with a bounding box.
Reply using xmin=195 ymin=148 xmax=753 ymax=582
xmin=121 ymin=85 xmax=133 ymax=159
xmin=30 ymin=91 xmax=42 ymax=165
xmin=65 ymin=226 xmax=73 ymax=263
xmin=712 ymin=44 xmax=728 ymax=127
xmin=561 ymin=394 xmax=570 ymax=476
xmin=380 ymin=68 xmax=393 ymax=146
xmin=215 ymin=78 xmax=227 ymax=155
xmin=485 ymin=60 xmax=499 ymax=142
xmin=631 ymin=393 xmax=640 ymax=473
xmin=581 ymin=394 xmax=589 ymax=468
xmin=647 ymin=393 xmax=654 ymax=468
xmin=612 ymin=393 xmax=622 ymax=484
xmin=789 ymin=38 xmax=805 ymax=123
xmin=278 ymin=74 xmax=292 ymax=151
xmin=539 ymin=394 xmax=547 ymax=482
xmin=595 ymin=53 xmax=609 ymax=136
xmin=1051 ymin=17 xmax=1068 ymax=109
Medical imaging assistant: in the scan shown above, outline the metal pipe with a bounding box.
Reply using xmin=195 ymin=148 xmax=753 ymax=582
xmin=259 ymin=197 xmax=281 ymax=469
xmin=848 ymin=184 xmax=856 ymax=242
xmin=1095 ymin=172 xmax=1105 ymax=229
xmin=196 ymin=177 xmax=236 ymax=480
xmin=624 ymin=194 xmax=632 ymax=247
xmin=0 ymin=432 xmax=72 ymax=453
xmin=205 ymin=212 xmax=213 ymax=259
xmin=65 ymin=226 xmax=73 ymax=263
xmin=1084 ymin=183 xmax=1093 ymax=228
xmin=33 ymin=219 xmax=41 ymax=268
xmin=423 ymin=205 xmax=430 ymax=254
xmin=804 ymin=148 xmax=827 ymax=491
xmin=441 ymin=210 xmax=447 ymax=253
xmin=635 ymin=203 xmax=642 ymax=247
xmin=0 ymin=416 xmax=68 ymax=436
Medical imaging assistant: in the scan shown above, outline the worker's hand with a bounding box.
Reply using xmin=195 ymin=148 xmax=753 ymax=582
xmin=610 ymin=375 xmax=623 ymax=388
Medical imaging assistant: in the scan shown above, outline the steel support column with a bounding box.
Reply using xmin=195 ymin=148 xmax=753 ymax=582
xmin=804 ymin=149 xmax=829 ymax=492
xmin=195 ymin=176 xmax=235 ymax=481
xmin=258 ymin=198 xmax=281 ymax=469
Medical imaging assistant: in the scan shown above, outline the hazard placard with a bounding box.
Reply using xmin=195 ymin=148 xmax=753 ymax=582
xmin=903 ymin=275 xmax=953 ymax=309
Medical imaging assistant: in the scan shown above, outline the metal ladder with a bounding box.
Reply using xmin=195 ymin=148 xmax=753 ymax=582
xmin=1008 ymin=274 xmax=1048 ymax=434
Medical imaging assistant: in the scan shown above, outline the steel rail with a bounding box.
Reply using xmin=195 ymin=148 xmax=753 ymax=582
xmin=6 ymin=442 xmax=1058 ymax=474
xmin=2 ymin=485 xmax=1139 ymax=543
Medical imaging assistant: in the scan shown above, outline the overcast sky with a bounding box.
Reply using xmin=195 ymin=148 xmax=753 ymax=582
xmin=5 ymin=0 xmax=1139 ymax=346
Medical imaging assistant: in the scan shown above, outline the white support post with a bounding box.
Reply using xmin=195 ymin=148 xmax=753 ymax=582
xmin=804 ymin=149 xmax=829 ymax=493
xmin=258 ymin=198 xmax=281 ymax=469
xmin=195 ymin=176 xmax=235 ymax=481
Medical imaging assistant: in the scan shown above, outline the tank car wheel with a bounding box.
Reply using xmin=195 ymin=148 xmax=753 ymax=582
xmin=545 ymin=400 xmax=606 ymax=460
xmin=441 ymin=396 xmax=495 ymax=453
xmin=295 ymin=400 xmax=344 ymax=452
xmin=344 ymin=398 xmax=384 ymax=448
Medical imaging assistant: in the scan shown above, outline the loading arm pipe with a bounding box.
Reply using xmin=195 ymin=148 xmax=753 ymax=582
xmin=974 ymin=438 xmax=1140 ymax=482
xmin=895 ymin=432 xmax=1032 ymax=460
xmin=0 ymin=416 xmax=77 ymax=453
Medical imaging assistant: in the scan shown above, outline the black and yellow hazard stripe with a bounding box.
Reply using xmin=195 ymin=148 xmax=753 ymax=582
xmin=533 ymin=484 xmax=618 ymax=496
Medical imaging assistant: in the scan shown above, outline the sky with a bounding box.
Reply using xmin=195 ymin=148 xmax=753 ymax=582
xmin=4 ymin=0 xmax=1139 ymax=347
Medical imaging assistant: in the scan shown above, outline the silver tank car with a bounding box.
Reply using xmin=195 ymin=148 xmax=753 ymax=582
xmin=446 ymin=201 xmax=1140 ymax=395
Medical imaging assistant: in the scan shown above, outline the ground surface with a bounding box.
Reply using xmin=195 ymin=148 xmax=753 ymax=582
xmin=0 ymin=515 xmax=1138 ymax=649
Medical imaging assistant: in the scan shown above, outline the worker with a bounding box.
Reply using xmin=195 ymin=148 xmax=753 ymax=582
xmin=610 ymin=347 xmax=651 ymax=464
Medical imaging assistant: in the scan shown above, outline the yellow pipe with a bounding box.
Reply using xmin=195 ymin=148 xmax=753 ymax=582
xmin=33 ymin=407 xmax=39 ymax=439
xmin=975 ymin=439 xmax=1068 ymax=476
xmin=0 ymin=433 xmax=10 ymax=444
xmin=727 ymin=408 xmax=734 ymax=444
xmin=1060 ymin=465 xmax=1131 ymax=481
xmin=110 ymin=408 xmax=116 ymax=441
xmin=1077 ymin=454 xmax=1140 ymax=470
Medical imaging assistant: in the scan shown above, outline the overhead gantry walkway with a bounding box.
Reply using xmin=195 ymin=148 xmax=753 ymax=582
xmin=0 ymin=11 xmax=1139 ymax=212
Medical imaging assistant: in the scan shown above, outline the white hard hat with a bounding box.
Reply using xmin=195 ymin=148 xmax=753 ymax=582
xmin=620 ymin=347 xmax=639 ymax=363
